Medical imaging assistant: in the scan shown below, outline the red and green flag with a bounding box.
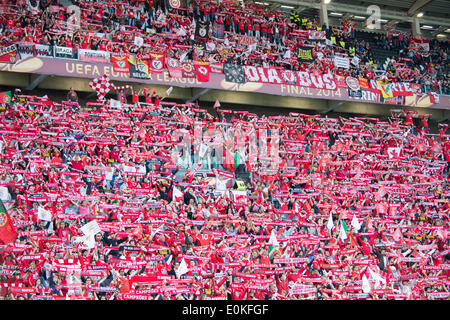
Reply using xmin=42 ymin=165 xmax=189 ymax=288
xmin=0 ymin=91 xmax=12 ymax=105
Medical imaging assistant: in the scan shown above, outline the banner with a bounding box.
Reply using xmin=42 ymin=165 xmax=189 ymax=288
xmin=297 ymin=46 xmax=313 ymax=62
xmin=370 ymin=80 xmax=414 ymax=97
xmin=54 ymin=46 xmax=78 ymax=59
xmin=111 ymin=54 xmax=130 ymax=73
xmin=210 ymin=62 xmax=223 ymax=74
xmin=79 ymin=49 xmax=111 ymax=63
xmin=0 ymin=44 xmax=19 ymax=64
xmin=358 ymin=77 xmax=370 ymax=89
xmin=334 ymin=56 xmax=350 ymax=69
xmin=166 ymin=58 xmax=182 ymax=78
xmin=148 ymin=52 xmax=165 ymax=73
xmin=308 ymin=30 xmax=326 ymax=40
xmin=223 ymin=64 xmax=246 ymax=83
xmin=243 ymin=66 xmax=337 ymax=90
xmin=128 ymin=56 xmax=150 ymax=79
xmin=34 ymin=45 xmax=54 ymax=58
xmin=17 ymin=43 xmax=36 ymax=59
xmin=236 ymin=35 xmax=257 ymax=46
xmin=195 ymin=22 xmax=210 ymax=41
xmin=212 ymin=21 xmax=225 ymax=39
xmin=181 ymin=61 xmax=196 ymax=78
xmin=194 ymin=60 xmax=210 ymax=82
xmin=346 ymin=76 xmax=362 ymax=98
xmin=193 ymin=42 xmax=206 ymax=61
xmin=1 ymin=56 xmax=448 ymax=109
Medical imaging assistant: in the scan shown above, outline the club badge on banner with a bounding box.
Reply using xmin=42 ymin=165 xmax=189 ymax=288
xmin=195 ymin=22 xmax=210 ymax=41
xmin=128 ymin=56 xmax=151 ymax=79
xmin=166 ymin=58 xmax=182 ymax=78
xmin=181 ymin=62 xmax=196 ymax=78
xmin=346 ymin=76 xmax=362 ymax=98
xmin=0 ymin=44 xmax=20 ymax=64
xmin=111 ymin=54 xmax=130 ymax=73
xmin=194 ymin=61 xmax=210 ymax=82
xmin=148 ymin=52 xmax=165 ymax=73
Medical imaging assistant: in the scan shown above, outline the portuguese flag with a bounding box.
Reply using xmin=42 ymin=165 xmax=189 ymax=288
xmin=268 ymin=229 xmax=280 ymax=263
xmin=0 ymin=91 xmax=12 ymax=105
xmin=0 ymin=199 xmax=17 ymax=244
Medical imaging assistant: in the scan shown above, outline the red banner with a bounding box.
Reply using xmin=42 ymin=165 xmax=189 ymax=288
xmin=111 ymin=54 xmax=130 ymax=73
xmin=148 ymin=52 xmax=165 ymax=73
xmin=0 ymin=44 xmax=19 ymax=64
xmin=166 ymin=58 xmax=182 ymax=78
xmin=194 ymin=61 xmax=210 ymax=82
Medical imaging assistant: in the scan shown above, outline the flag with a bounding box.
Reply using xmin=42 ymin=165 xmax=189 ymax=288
xmin=111 ymin=54 xmax=130 ymax=73
xmin=134 ymin=36 xmax=144 ymax=47
xmin=166 ymin=86 xmax=173 ymax=96
xmin=368 ymin=267 xmax=385 ymax=288
xmin=181 ymin=62 xmax=196 ymax=78
xmin=195 ymin=21 xmax=210 ymax=40
xmin=37 ymin=207 xmax=52 ymax=222
xmin=172 ymin=186 xmax=183 ymax=202
xmin=387 ymin=147 xmax=401 ymax=159
xmin=213 ymin=99 xmax=220 ymax=109
xmin=393 ymin=227 xmax=403 ymax=242
xmin=148 ymin=52 xmax=165 ymax=73
xmin=166 ymin=58 xmax=182 ymax=78
xmin=0 ymin=199 xmax=17 ymax=244
xmin=176 ymin=258 xmax=189 ymax=278
xmin=268 ymin=229 xmax=280 ymax=262
xmin=362 ymin=274 xmax=371 ymax=293
xmin=326 ymin=212 xmax=334 ymax=231
xmin=128 ymin=56 xmax=151 ymax=79
xmin=194 ymin=60 xmax=210 ymax=82
xmin=268 ymin=229 xmax=279 ymax=247
xmin=0 ymin=91 xmax=12 ymax=105
xmin=223 ymin=64 xmax=246 ymax=83
xmin=339 ymin=219 xmax=348 ymax=241
xmin=89 ymin=74 xmax=115 ymax=100
xmin=379 ymin=81 xmax=394 ymax=99
xmin=110 ymin=99 xmax=122 ymax=110
xmin=164 ymin=254 xmax=173 ymax=266
xmin=366 ymin=215 xmax=374 ymax=232
xmin=351 ymin=214 xmax=361 ymax=232
xmin=348 ymin=232 xmax=359 ymax=248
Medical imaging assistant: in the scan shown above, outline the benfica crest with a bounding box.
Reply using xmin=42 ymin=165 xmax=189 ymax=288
xmin=152 ymin=59 xmax=163 ymax=70
xmin=280 ymin=70 xmax=298 ymax=85
xmin=167 ymin=58 xmax=179 ymax=69
xmin=198 ymin=66 xmax=208 ymax=75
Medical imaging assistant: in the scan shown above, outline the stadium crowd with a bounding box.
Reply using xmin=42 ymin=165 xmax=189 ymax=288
xmin=0 ymin=0 xmax=449 ymax=95
xmin=0 ymin=86 xmax=448 ymax=300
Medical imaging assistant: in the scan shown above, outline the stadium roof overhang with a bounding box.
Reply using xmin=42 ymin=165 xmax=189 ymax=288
xmin=253 ymin=0 xmax=450 ymax=36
